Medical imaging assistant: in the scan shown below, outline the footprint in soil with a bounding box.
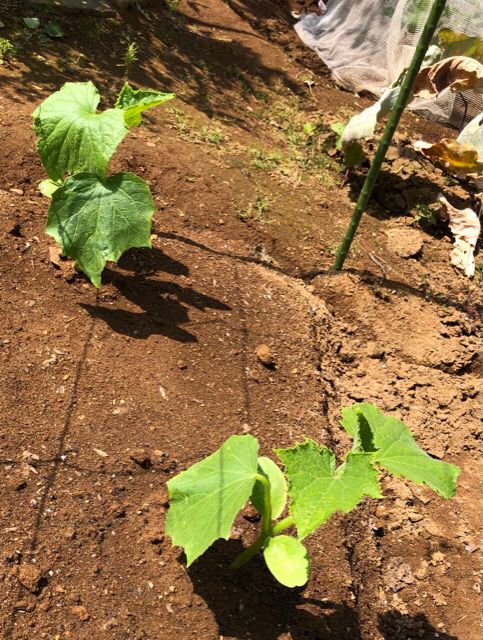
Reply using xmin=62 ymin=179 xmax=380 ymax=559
xmin=81 ymin=247 xmax=231 ymax=341
xmin=187 ymin=540 xmax=460 ymax=640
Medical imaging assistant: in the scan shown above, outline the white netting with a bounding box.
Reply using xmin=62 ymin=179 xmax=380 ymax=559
xmin=295 ymin=0 xmax=483 ymax=129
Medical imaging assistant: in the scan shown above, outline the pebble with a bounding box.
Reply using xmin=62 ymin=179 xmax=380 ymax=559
xmin=408 ymin=511 xmax=424 ymax=523
xmin=9 ymin=188 xmax=24 ymax=196
xmin=18 ymin=564 xmax=42 ymax=593
xmin=129 ymin=448 xmax=153 ymax=469
xmin=71 ymin=605 xmax=90 ymax=621
xmin=386 ymin=227 xmax=424 ymax=259
xmin=255 ymin=344 xmax=276 ymax=368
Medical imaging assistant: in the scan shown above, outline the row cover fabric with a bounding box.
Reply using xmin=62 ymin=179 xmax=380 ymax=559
xmin=295 ymin=0 xmax=483 ymax=129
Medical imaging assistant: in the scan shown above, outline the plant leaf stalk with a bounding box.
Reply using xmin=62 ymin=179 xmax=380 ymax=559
xmin=333 ymin=0 xmax=448 ymax=271
xmin=230 ymin=476 xmax=296 ymax=570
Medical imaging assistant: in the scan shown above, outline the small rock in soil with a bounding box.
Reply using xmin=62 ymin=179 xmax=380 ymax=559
xmin=129 ymin=448 xmax=153 ymax=469
xmin=103 ymin=618 xmax=119 ymax=630
xmin=408 ymin=511 xmax=424 ymax=523
xmin=389 ymin=478 xmax=412 ymax=501
xmin=141 ymin=521 xmax=164 ymax=545
xmin=14 ymin=598 xmax=36 ymax=612
xmin=365 ymin=341 xmax=385 ymax=359
xmin=424 ymin=519 xmax=447 ymax=538
xmin=108 ymin=502 xmax=127 ymax=518
xmin=386 ymin=228 xmax=424 ymax=258
xmin=18 ymin=564 xmax=42 ymax=593
xmin=71 ymin=605 xmax=90 ymax=621
xmin=62 ymin=526 xmax=76 ymax=540
xmin=255 ymin=344 xmax=276 ymax=368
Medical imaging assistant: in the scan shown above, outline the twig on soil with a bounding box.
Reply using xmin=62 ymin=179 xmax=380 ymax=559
xmin=367 ymin=252 xmax=390 ymax=279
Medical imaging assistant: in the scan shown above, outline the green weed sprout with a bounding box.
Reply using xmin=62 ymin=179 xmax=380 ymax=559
xmin=0 ymin=38 xmax=15 ymax=64
xmin=166 ymin=403 xmax=459 ymax=588
xmin=124 ymin=41 xmax=139 ymax=68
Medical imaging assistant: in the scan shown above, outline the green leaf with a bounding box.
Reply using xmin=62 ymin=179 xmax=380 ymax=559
xmin=330 ymin=122 xmax=345 ymax=151
xmin=341 ymin=403 xmax=460 ymax=498
xmin=23 ymin=17 xmax=40 ymax=29
xmin=263 ymin=535 xmax=310 ymax=587
xmin=44 ymin=21 xmax=64 ymax=38
xmin=276 ymin=441 xmax=381 ymax=539
xmin=343 ymin=141 xmax=365 ymax=168
xmin=33 ymin=81 xmax=128 ymax=181
xmin=46 ymin=172 xmax=155 ymax=287
xmin=39 ymin=178 xmax=62 ymax=198
xmin=438 ymin=28 xmax=483 ymax=61
xmin=251 ymin=456 xmax=287 ymax=520
xmin=458 ymin=112 xmax=483 ymax=161
xmin=115 ymin=82 xmax=175 ymax=127
xmin=166 ymin=434 xmax=259 ymax=566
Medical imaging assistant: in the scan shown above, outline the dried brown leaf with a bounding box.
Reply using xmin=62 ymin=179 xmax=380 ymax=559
xmin=414 ymin=56 xmax=483 ymax=96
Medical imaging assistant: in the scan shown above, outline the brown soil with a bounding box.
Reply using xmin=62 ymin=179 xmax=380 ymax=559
xmin=0 ymin=2 xmax=481 ymax=639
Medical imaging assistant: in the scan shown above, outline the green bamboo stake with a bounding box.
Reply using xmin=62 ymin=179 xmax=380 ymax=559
xmin=333 ymin=0 xmax=447 ymax=271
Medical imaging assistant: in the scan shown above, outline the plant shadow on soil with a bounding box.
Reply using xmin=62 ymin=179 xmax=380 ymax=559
xmin=80 ymin=247 xmax=231 ymax=341
xmin=186 ymin=540 xmax=459 ymax=640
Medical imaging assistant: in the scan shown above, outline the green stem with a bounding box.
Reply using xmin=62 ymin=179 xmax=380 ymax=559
xmin=230 ymin=531 xmax=266 ymax=570
xmin=271 ymin=516 xmax=295 ymax=535
xmin=256 ymin=474 xmax=272 ymax=539
xmin=333 ymin=0 xmax=448 ymax=271
xmin=230 ymin=473 xmax=272 ymax=570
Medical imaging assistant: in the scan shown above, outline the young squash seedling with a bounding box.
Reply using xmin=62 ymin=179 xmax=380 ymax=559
xmin=166 ymin=403 xmax=459 ymax=588
xmin=33 ymin=81 xmax=175 ymax=287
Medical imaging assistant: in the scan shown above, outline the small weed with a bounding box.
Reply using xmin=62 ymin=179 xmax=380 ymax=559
xmin=123 ymin=41 xmax=139 ymax=68
xmin=0 ymin=38 xmax=16 ymax=64
xmin=237 ymin=194 xmax=272 ymax=222
xmin=166 ymin=0 xmax=180 ymax=10
xmin=253 ymin=89 xmax=269 ymax=103
xmin=169 ymin=107 xmax=191 ymax=137
xmin=413 ymin=203 xmax=439 ymax=226
xmin=328 ymin=242 xmax=341 ymax=256
xmin=474 ymin=261 xmax=483 ymax=282
xmin=250 ymin=148 xmax=282 ymax=171
xmin=443 ymin=175 xmax=459 ymax=187
xmin=199 ymin=127 xmax=223 ymax=145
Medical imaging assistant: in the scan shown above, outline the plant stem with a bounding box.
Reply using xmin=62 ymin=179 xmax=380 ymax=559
xmin=230 ymin=473 xmax=272 ymax=570
xmin=230 ymin=531 xmax=266 ymax=570
xmin=271 ymin=516 xmax=295 ymax=535
xmin=333 ymin=0 xmax=448 ymax=271
xmin=256 ymin=474 xmax=272 ymax=538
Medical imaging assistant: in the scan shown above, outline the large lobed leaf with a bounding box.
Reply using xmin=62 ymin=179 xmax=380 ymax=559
xmin=276 ymin=441 xmax=381 ymax=539
xmin=115 ymin=82 xmax=176 ymax=127
xmin=33 ymin=81 xmax=128 ymax=181
xmin=166 ymin=435 xmax=259 ymax=566
xmin=341 ymin=403 xmax=460 ymax=498
xmin=46 ymin=172 xmax=155 ymax=287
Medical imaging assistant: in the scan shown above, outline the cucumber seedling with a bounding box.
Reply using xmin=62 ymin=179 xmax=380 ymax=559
xmin=165 ymin=402 xmax=459 ymax=587
xmin=33 ymin=81 xmax=175 ymax=286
